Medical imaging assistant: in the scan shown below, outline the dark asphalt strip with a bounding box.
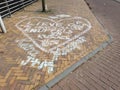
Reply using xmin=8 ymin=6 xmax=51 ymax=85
xmin=113 ymin=0 xmax=120 ymax=3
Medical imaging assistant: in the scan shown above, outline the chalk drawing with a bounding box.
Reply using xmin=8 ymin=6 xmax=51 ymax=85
xmin=16 ymin=36 xmax=86 ymax=73
xmin=49 ymin=14 xmax=71 ymax=19
xmin=16 ymin=39 xmax=55 ymax=73
xmin=16 ymin=14 xmax=92 ymax=73
xmin=16 ymin=15 xmax=92 ymax=54
xmin=51 ymin=36 xmax=86 ymax=56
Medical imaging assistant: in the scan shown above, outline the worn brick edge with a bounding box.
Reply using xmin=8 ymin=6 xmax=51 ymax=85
xmin=38 ymin=30 xmax=112 ymax=90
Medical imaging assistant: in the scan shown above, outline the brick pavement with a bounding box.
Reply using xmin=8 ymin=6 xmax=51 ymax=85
xmin=51 ymin=0 xmax=120 ymax=90
xmin=0 ymin=0 xmax=114 ymax=90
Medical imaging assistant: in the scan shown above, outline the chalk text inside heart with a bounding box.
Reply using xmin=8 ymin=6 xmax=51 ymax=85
xmin=16 ymin=17 xmax=91 ymax=53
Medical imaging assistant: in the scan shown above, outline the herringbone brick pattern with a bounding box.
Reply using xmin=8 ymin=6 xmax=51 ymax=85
xmin=0 ymin=0 xmax=110 ymax=90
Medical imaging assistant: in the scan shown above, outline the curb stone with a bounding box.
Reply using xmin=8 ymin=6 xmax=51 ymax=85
xmin=39 ymin=31 xmax=112 ymax=90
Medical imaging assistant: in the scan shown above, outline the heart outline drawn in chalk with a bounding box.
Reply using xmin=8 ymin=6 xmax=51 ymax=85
xmin=16 ymin=16 xmax=92 ymax=54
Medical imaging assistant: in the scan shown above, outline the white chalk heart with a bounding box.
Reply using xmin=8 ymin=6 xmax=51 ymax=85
xmin=16 ymin=17 xmax=91 ymax=53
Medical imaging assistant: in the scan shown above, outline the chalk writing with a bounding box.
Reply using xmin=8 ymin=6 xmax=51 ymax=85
xmin=16 ymin=16 xmax=91 ymax=53
xmin=16 ymin=39 xmax=54 ymax=73
xmin=16 ymin=14 xmax=92 ymax=73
